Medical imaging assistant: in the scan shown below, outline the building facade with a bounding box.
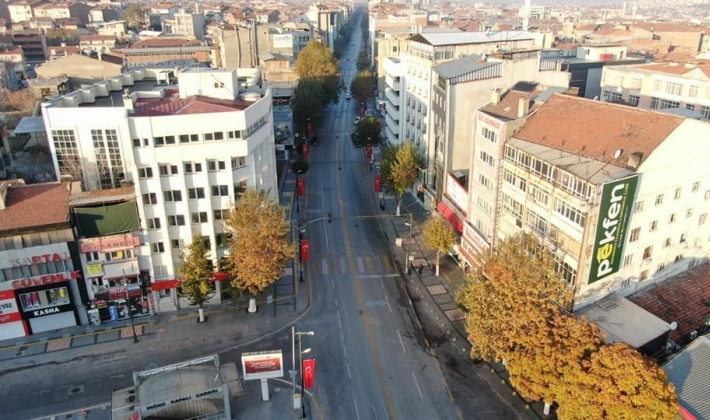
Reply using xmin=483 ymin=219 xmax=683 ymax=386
xmin=41 ymin=67 xmax=278 ymax=311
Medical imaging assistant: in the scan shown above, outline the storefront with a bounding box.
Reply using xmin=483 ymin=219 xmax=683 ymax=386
xmin=87 ymin=276 xmax=150 ymax=325
xmin=0 ymin=290 xmax=25 ymax=340
xmin=460 ymin=222 xmax=490 ymax=271
xmin=16 ymin=278 xmax=79 ymax=334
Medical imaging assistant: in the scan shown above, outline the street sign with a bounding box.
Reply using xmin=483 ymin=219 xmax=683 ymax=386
xmin=267 ymin=295 xmax=273 ymax=304
xmin=297 ymin=178 xmax=305 ymax=197
xmin=374 ymin=175 xmax=382 ymax=193
xmin=300 ymin=240 xmax=310 ymax=262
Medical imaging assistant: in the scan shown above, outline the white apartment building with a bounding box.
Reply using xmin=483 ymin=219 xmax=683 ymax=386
xmin=8 ymin=2 xmax=34 ymax=23
xmin=41 ymin=68 xmax=278 ymax=311
xmin=383 ymin=31 xmax=541 ymax=208
xmin=495 ymin=94 xmax=710 ymax=309
xmin=383 ymin=56 xmax=404 ymax=145
xmin=600 ymin=60 xmax=710 ymax=120
xmin=163 ymin=13 xmax=206 ymax=40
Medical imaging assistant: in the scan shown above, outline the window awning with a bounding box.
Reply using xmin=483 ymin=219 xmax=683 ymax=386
xmin=151 ymin=279 xmax=178 ymax=291
xmin=12 ymin=116 xmax=45 ymax=134
xmin=437 ymin=202 xmax=463 ymax=233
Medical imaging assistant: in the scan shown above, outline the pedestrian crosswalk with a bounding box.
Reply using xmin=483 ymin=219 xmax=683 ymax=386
xmin=307 ymin=255 xmax=396 ymax=276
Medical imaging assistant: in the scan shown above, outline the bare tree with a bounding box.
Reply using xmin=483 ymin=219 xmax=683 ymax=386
xmin=59 ymin=156 xmax=111 ymax=191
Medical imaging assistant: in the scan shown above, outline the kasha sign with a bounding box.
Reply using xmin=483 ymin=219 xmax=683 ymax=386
xmin=588 ymin=175 xmax=638 ymax=284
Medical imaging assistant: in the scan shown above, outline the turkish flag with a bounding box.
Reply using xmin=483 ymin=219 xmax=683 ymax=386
xmin=374 ymin=175 xmax=382 ymax=193
xmin=300 ymin=239 xmax=310 ymax=262
xmin=302 ymin=143 xmax=309 ymax=160
xmin=297 ymin=178 xmax=305 ymax=197
xmin=306 ymin=122 xmax=313 ymax=139
xmin=366 ymin=144 xmax=372 ymax=160
xmin=302 ymin=358 xmax=316 ymax=389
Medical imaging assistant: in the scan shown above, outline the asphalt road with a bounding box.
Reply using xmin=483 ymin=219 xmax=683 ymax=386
xmin=290 ymin=27 xmax=460 ymax=420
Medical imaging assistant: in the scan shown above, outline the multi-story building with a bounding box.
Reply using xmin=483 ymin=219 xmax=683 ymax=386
xmin=113 ymin=38 xmax=214 ymax=68
xmin=368 ymin=7 xmax=428 ymax=68
xmin=89 ymin=7 xmax=119 ymax=23
xmin=0 ymin=180 xmax=86 ymax=340
xmin=11 ymin=29 xmax=48 ymax=63
xmin=8 ymin=0 xmax=41 ymax=23
xmin=382 ymin=56 xmax=404 ymax=145
xmin=33 ymin=3 xmax=91 ymax=25
xmin=0 ymin=46 xmax=27 ymax=88
xmin=600 ymin=60 xmax=710 ymax=120
xmin=40 ymin=67 xmax=278 ymax=311
xmin=307 ymin=2 xmax=343 ymax=50
xmin=495 ymin=94 xmax=710 ymax=309
xmin=163 ymin=12 xmax=206 ymax=40
xmin=79 ymin=35 xmax=117 ymax=54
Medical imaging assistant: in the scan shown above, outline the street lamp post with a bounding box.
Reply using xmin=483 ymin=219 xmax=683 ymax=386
xmin=122 ymin=273 xmax=139 ymax=344
xmin=403 ymin=213 xmax=413 ymax=275
xmin=291 ymin=327 xmax=315 ymax=418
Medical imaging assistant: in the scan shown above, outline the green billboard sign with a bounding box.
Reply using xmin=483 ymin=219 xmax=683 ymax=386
xmin=588 ymin=175 xmax=638 ymax=284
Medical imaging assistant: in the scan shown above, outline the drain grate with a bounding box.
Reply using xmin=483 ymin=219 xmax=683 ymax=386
xmin=67 ymin=386 xmax=84 ymax=395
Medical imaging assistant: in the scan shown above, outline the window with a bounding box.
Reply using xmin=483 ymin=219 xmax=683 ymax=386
xmin=526 ymin=209 xmax=548 ymax=235
xmin=167 ymin=215 xmax=186 ymax=226
xmin=142 ymin=193 xmax=157 ymax=205
xmin=143 ymin=138 xmax=150 ymax=146
xmin=212 ymin=185 xmax=229 ymax=196
xmin=234 ymin=180 xmax=247 ymax=198
xmin=657 ymin=263 xmax=666 ymax=273
xmin=478 ymin=173 xmax=492 ymax=191
xmin=170 ymin=239 xmax=180 ymax=249
xmin=151 ymin=242 xmax=165 ymax=253
xmin=621 ymin=277 xmax=631 ymax=288
xmin=665 ymin=81 xmax=682 ymax=95
xmin=52 ymin=129 xmax=80 ymax=178
xmin=184 ymin=162 xmax=193 ymax=174
xmin=700 ymin=213 xmax=707 ymax=225
xmin=202 ymin=236 xmax=211 ymax=249
xmin=86 ymin=251 xmax=99 ymax=262
xmin=669 ymin=214 xmax=676 ymax=223
xmin=204 ymin=132 xmax=225 ymax=141
xmin=687 ymin=208 xmax=693 ymax=218
xmin=147 ymin=218 xmax=161 ymax=229
xmin=208 ymin=160 xmax=226 ymax=171
xmin=650 ymin=97 xmax=660 ymax=109
xmin=231 ymin=156 xmax=246 ymax=168
xmin=623 ymin=254 xmax=633 ymax=267
xmin=689 ymin=84 xmax=699 ymax=97
xmin=642 ymin=246 xmax=653 ymax=260
xmin=629 ymin=227 xmax=640 ymax=242
xmin=706 ymin=190 xmax=710 ymax=200
xmin=503 ymin=169 xmax=526 ymax=192
xmin=628 ymin=95 xmax=639 ymax=107
xmin=188 ymin=188 xmax=205 ymax=199
xmin=680 ymin=233 xmax=687 ymax=243
xmin=479 ymin=150 xmax=495 ymax=167
xmin=634 ymin=200 xmax=644 ymax=213
xmin=553 ymin=198 xmax=585 ymax=227
xmin=105 ymin=249 xmax=134 ymax=261
xmin=655 ymin=194 xmax=664 ymax=206
xmin=692 ymin=181 xmax=700 ymax=192
xmin=228 ymin=130 xmax=242 ymax=140
xmin=133 ymin=138 xmax=141 ymax=147
xmin=653 ymin=79 xmax=662 ymax=91
xmin=183 ymin=162 xmax=203 ymax=173
xmin=481 ymin=127 xmax=497 ymax=143
xmin=660 ymin=99 xmax=680 ymax=109
xmin=674 ymin=188 xmax=682 ymax=199
xmin=159 ymin=164 xmax=178 ymax=176
xmin=179 ymin=134 xmax=199 ymax=143
xmin=675 ymin=254 xmax=685 ymax=262
xmin=664 ymin=238 xmax=672 ymax=248
xmin=191 ymin=212 xmax=208 ymax=224
xmin=639 ymin=270 xmax=648 ymax=281
xmin=214 ymin=82 xmax=224 ymax=88
xmin=476 ymin=196 xmax=493 ymax=215
xmin=702 ymin=106 xmax=710 ymax=120
xmin=138 ymin=167 xmax=153 ymax=179
xmin=216 ymin=233 xmax=228 ymax=247
xmin=154 ymin=136 xmax=164 ymax=146
xmin=164 ymin=190 xmax=182 ymax=202
xmin=650 ymin=220 xmax=658 ymax=231
xmin=214 ymin=209 xmax=227 ymax=220
xmin=686 ymin=103 xmax=695 ymax=111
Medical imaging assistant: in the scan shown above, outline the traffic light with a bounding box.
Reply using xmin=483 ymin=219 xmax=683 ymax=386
xmin=328 ymin=212 xmax=332 ymax=223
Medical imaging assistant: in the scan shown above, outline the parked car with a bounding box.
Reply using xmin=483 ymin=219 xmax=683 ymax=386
xmin=345 ymin=93 xmax=352 ymax=100
xmin=354 ymin=117 xmax=360 ymax=125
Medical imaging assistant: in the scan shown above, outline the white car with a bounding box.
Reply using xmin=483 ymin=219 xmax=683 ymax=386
xmin=354 ymin=117 xmax=361 ymax=125
xmin=345 ymin=93 xmax=352 ymax=100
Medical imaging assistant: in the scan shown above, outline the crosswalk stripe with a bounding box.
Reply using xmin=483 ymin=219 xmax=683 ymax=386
xmin=321 ymin=259 xmax=329 ymax=275
xmin=339 ymin=257 xmax=347 ymax=274
xmin=384 ymin=256 xmax=393 ymax=272
xmin=357 ymin=257 xmax=365 ymax=273
xmin=366 ymin=257 xmax=375 ymax=273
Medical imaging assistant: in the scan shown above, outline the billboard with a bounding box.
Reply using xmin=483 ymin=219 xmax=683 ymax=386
xmin=272 ymin=34 xmax=293 ymax=49
xmin=588 ymin=175 xmax=638 ymax=284
xmin=241 ymin=350 xmax=284 ymax=380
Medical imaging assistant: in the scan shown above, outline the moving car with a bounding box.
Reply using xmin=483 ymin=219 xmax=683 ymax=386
xmin=345 ymin=93 xmax=352 ymax=100
xmin=354 ymin=117 xmax=360 ymax=125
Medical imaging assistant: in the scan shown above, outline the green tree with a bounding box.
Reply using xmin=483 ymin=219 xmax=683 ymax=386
xmin=356 ymin=50 xmax=370 ymax=72
xmin=292 ymin=79 xmax=326 ymax=132
xmin=351 ymin=116 xmax=382 ymax=148
xmin=455 ymin=233 xmax=573 ymax=362
xmin=294 ymin=40 xmax=342 ymax=105
xmin=224 ymin=190 xmax=296 ymax=311
xmin=556 ymin=343 xmax=677 ymax=420
xmin=350 ymin=69 xmax=376 ymax=105
xmin=121 ymin=5 xmax=145 ymax=30
xmin=380 ymin=142 xmax=423 ymax=216
xmin=179 ymin=236 xmax=215 ymax=322
xmin=422 ymin=216 xmax=457 ymax=276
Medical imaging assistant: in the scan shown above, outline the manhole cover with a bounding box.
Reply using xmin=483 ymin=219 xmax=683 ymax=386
xmin=14 ymin=351 xmax=24 ymax=357
xmin=67 ymin=386 xmax=84 ymax=395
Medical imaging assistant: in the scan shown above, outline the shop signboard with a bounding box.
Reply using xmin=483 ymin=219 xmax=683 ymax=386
xmin=10 ymin=270 xmax=81 ymax=290
xmin=272 ymin=34 xmax=292 ymax=49
xmin=19 ymin=285 xmax=73 ymax=318
xmin=241 ymin=350 xmax=284 ymax=380
xmin=143 ymin=387 xmax=222 ymax=415
xmin=80 ymin=236 xmax=140 ymax=253
xmin=0 ymin=290 xmax=21 ymax=324
xmin=87 ymin=264 xmax=103 ymax=276
xmin=445 ymin=173 xmax=468 ymax=213
xmin=588 ymin=175 xmax=638 ymax=284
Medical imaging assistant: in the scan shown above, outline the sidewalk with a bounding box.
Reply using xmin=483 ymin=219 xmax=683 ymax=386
xmin=380 ymin=192 xmax=549 ymax=420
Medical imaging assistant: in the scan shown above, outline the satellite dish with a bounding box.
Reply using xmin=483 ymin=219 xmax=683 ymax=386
xmin=669 ymin=321 xmax=678 ymax=330
xmin=613 ymin=149 xmax=623 ymax=159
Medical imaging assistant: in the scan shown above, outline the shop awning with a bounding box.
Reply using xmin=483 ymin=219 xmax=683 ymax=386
xmin=73 ymin=201 xmax=140 ymax=238
xmin=210 ymin=271 xmax=230 ymax=282
xmin=151 ymin=279 xmax=178 ymax=291
xmin=437 ymin=202 xmax=463 ymax=233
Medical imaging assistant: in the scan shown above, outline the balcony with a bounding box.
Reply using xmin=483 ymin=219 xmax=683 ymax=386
xmin=386 ymin=113 xmax=400 ymax=131
xmin=385 ymin=75 xmax=401 ymax=91
xmin=385 ymin=89 xmax=400 ymax=107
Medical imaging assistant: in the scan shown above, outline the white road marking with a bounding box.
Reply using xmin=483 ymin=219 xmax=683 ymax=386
xmin=385 ymin=295 xmax=393 ymax=313
xmin=374 ymin=257 xmax=383 ymax=272
xmin=357 ymin=257 xmax=365 ymax=273
xmin=380 ymin=278 xmax=385 ymax=290
xmin=346 ymin=363 xmax=352 ymax=379
xmin=338 ymin=318 xmax=342 ymax=329
xmin=322 ymin=259 xmax=329 ymax=275
xmin=357 ymin=274 xmax=399 ymax=279
xmin=353 ymin=398 xmax=361 ymax=420
xmin=340 ymin=331 xmax=345 ymax=342
xmin=372 ymin=404 xmax=378 ymax=419
xmin=382 ymin=402 xmax=390 ymax=420
xmin=335 ymin=298 xmax=338 ymax=307
xmin=340 ymin=257 xmax=347 ymax=274
xmin=109 ymin=375 xmax=124 ymax=380
xmin=397 ymin=330 xmax=407 ymax=354
xmin=342 ymin=342 xmax=348 ymax=357
xmin=321 ymin=191 xmax=330 ymax=253
xmin=332 ymin=278 xmax=335 ymax=290
xmin=411 ymin=371 xmax=423 ymax=399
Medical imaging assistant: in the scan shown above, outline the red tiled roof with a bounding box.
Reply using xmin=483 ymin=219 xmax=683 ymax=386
xmin=483 ymin=86 xmax=543 ymax=120
xmin=130 ymin=38 xmax=200 ymax=48
xmin=0 ymin=182 xmax=70 ymax=232
xmin=514 ymin=94 xmax=684 ymax=167
xmin=80 ymin=35 xmax=116 ymax=42
xmin=629 ymin=263 xmax=710 ymax=344
xmin=133 ymin=92 xmax=253 ymax=117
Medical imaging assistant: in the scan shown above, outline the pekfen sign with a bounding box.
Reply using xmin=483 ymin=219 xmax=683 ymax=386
xmin=241 ymin=350 xmax=284 ymax=380
xmin=588 ymin=175 xmax=638 ymax=284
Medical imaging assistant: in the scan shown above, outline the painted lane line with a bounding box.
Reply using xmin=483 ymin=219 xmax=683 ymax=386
xmin=321 ymin=190 xmax=331 ymax=253
xmin=340 ymin=331 xmax=345 ymax=342
xmin=372 ymin=404 xmax=379 ymax=419
xmin=353 ymin=398 xmax=361 ymax=420
xmin=337 ymin=310 xmax=341 ymax=319
xmin=357 ymin=274 xmax=399 ymax=279
xmin=385 ymin=295 xmax=393 ymax=314
xmin=335 ymin=298 xmax=338 ymax=307
xmin=383 ymin=402 xmax=390 ymax=420
xmin=397 ymin=330 xmax=407 ymax=354
xmin=322 ymin=259 xmax=329 ymax=275
xmin=332 ymin=278 xmax=335 ymax=290
xmin=357 ymin=257 xmax=365 ymax=273
xmin=380 ymin=278 xmax=385 ymax=290
xmin=346 ymin=363 xmax=352 ymax=379
xmin=342 ymin=342 xmax=348 ymax=357
xmin=411 ymin=371 xmax=424 ymax=399
xmin=338 ymin=318 xmax=342 ymax=329
xmin=374 ymin=256 xmax=383 ymax=273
